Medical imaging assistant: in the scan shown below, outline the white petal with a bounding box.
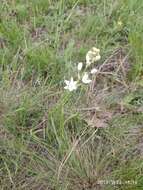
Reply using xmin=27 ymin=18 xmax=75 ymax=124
xmin=91 ymin=68 xmax=98 ymax=74
xmin=87 ymin=50 xmax=93 ymax=55
xmin=70 ymin=77 xmax=74 ymax=83
xmin=83 ymin=79 xmax=92 ymax=84
xmin=69 ymin=87 xmax=74 ymax=91
xmin=64 ymin=85 xmax=69 ymax=89
xmin=64 ymin=80 xmax=70 ymax=85
xmin=92 ymin=47 xmax=100 ymax=53
xmin=72 ymin=85 xmax=77 ymax=90
xmin=82 ymin=73 xmax=92 ymax=84
xmin=77 ymin=62 xmax=83 ymax=71
xmin=94 ymin=55 xmax=101 ymax=61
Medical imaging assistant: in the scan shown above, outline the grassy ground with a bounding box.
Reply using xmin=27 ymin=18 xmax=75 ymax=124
xmin=0 ymin=0 xmax=143 ymax=189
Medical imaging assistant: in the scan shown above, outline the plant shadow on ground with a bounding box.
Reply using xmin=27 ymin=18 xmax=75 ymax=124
xmin=1 ymin=0 xmax=143 ymax=190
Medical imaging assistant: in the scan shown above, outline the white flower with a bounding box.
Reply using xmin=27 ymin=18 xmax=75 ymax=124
xmin=117 ymin=20 xmax=123 ymax=26
xmin=86 ymin=47 xmax=101 ymax=67
xmin=82 ymin=72 xmax=92 ymax=84
xmin=77 ymin=62 xmax=83 ymax=71
xmin=64 ymin=77 xmax=77 ymax=91
xmin=91 ymin=68 xmax=98 ymax=74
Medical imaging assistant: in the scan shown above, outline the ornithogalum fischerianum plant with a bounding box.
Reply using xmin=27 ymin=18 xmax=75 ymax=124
xmin=64 ymin=47 xmax=100 ymax=91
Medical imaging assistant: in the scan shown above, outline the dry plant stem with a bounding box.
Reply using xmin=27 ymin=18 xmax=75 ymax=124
xmin=90 ymin=50 xmax=130 ymax=93
xmin=80 ymin=128 xmax=98 ymax=148
xmin=89 ymin=50 xmax=119 ymax=94
xmin=75 ymin=107 xmax=100 ymax=111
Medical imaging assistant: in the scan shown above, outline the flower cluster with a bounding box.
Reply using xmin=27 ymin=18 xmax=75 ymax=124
xmin=64 ymin=47 xmax=101 ymax=92
xmin=86 ymin=47 xmax=101 ymax=67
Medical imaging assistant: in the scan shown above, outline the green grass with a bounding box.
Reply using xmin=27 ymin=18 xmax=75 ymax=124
xmin=1 ymin=0 xmax=143 ymax=189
